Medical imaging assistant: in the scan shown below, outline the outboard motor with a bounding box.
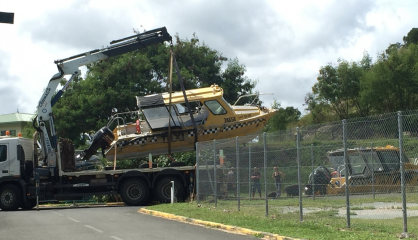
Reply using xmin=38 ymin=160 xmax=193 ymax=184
xmin=82 ymin=127 xmax=115 ymax=160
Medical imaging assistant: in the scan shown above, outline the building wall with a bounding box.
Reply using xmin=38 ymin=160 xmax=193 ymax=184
xmin=0 ymin=113 xmax=34 ymax=137
xmin=0 ymin=122 xmax=25 ymax=136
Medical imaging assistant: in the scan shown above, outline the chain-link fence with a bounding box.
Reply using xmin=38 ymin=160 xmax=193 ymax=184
xmin=196 ymin=110 xmax=418 ymax=234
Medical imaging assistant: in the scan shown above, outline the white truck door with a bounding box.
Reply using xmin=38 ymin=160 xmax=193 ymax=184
xmin=0 ymin=143 xmax=10 ymax=177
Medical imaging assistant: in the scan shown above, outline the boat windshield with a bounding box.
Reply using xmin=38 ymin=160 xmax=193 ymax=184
xmin=142 ymin=106 xmax=181 ymax=131
xmin=205 ymin=100 xmax=227 ymax=115
xmin=175 ymin=101 xmax=208 ymax=126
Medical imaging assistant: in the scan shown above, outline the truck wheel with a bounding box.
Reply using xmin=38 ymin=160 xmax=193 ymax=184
xmin=120 ymin=179 xmax=149 ymax=206
xmin=155 ymin=178 xmax=185 ymax=203
xmin=0 ymin=184 xmax=22 ymax=211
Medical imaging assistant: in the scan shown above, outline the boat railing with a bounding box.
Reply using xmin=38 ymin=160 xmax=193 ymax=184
xmin=107 ymin=110 xmax=147 ymax=136
xmin=107 ymin=111 xmax=132 ymax=136
xmin=233 ymin=93 xmax=273 ymax=106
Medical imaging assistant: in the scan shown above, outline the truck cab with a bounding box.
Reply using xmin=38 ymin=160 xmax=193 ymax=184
xmin=0 ymin=135 xmax=35 ymax=210
xmin=0 ymin=136 xmax=33 ymax=178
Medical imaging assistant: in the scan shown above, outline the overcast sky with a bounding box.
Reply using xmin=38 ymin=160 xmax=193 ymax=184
xmin=1 ymin=0 xmax=417 ymax=116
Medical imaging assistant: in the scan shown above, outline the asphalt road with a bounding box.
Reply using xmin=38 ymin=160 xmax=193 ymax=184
xmin=0 ymin=206 xmax=256 ymax=240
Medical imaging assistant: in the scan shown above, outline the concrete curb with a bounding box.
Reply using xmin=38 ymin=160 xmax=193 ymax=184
xmin=105 ymin=202 xmax=125 ymax=206
xmin=138 ymin=208 xmax=303 ymax=240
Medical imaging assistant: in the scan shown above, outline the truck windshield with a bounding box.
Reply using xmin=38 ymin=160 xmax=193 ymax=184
xmin=361 ymin=150 xmax=383 ymax=171
xmin=348 ymin=153 xmax=367 ymax=175
xmin=377 ymin=150 xmax=405 ymax=172
xmin=329 ymin=153 xmax=344 ymax=172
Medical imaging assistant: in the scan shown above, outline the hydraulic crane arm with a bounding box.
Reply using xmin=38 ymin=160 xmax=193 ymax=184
xmin=35 ymin=27 xmax=172 ymax=167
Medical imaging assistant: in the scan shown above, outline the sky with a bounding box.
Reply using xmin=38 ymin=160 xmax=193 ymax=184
xmin=1 ymin=0 xmax=417 ymax=116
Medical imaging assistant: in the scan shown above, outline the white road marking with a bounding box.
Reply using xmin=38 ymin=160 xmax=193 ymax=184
xmin=53 ymin=212 xmax=64 ymax=216
xmin=67 ymin=217 xmax=80 ymax=223
xmin=110 ymin=236 xmax=124 ymax=240
xmin=85 ymin=225 xmax=103 ymax=233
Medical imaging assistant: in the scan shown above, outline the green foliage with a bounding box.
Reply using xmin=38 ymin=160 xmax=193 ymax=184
xmin=107 ymin=151 xmax=195 ymax=169
xmin=303 ymin=28 xmax=418 ymax=124
xmin=312 ymin=56 xmax=368 ymax=120
xmin=153 ymin=151 xmax=196 ymax=167
xmin=22 ymin=118 xmax=35 ymax=139
xmin=265 ymin=99 xmax=301 ymax=132
xmin=403 ymin=28 xmax=418 ymax=46
xmin=361 ymin=43 xmax=418 ymax=113
xmin=220 ymin=58 xmax=257 ymax=104
xmin=113 ymin=159 xmax=144 ymax=169
xmin=303 ymin=92 xmax=339 ymax=124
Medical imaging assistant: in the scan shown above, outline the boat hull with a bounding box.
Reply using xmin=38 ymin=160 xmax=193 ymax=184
xmin=105 ymin=112 xmax=274 ymax=160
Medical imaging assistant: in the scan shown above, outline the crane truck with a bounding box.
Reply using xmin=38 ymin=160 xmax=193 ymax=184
xmin=0 ymin=27 xmax=196 ymax=211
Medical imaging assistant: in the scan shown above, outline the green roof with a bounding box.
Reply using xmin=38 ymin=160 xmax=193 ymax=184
xmin=0 ymin=113 xmax=35 ymax=123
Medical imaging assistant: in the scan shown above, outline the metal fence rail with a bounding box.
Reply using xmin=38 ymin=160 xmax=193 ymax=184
xmin=195 ymin=110 xmax=418 ymax=236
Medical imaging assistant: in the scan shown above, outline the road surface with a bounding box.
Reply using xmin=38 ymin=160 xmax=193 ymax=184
xmin=0 ymin=206 xmax=256 ymax=240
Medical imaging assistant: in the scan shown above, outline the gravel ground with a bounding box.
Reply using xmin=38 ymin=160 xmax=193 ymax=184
xmin=271 ymin=201 xmax=418 ymax=219
xmin=338 ymin=202 xmax=418 ymax=219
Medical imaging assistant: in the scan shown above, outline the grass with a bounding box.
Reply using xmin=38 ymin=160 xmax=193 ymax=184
xmin=146 ymin=195 xmax=418 ymax=240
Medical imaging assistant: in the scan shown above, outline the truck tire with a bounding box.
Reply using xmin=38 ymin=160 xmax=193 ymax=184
xmin=154 ymin=178 xmax=185 ymax=203
xmin=120 ymin=179 xmax=149 ymax=206
xmin=0 ymin=184 xmax=23 ymax=211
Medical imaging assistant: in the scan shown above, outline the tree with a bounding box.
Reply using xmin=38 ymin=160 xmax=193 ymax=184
xmin=302 ymin=28 xmax=418 ymax=123
xmin=220 ymin=58 xmax=257 ymax=104
xmin=266 ymin=99 xmax=301 ymax=132
xmin=361 ymin=43 xmax=418 ymax=113
xmin=311 ymin=53 xmax=370 ymax=120
xmin=303 ymin=92 xmax=338 ymax=124
xmin=403 ymin=28 xmax=418 ymax=46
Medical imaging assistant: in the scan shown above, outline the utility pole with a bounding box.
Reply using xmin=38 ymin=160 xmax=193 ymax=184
xmin=0 ymin=12 xmax=14 ymax=24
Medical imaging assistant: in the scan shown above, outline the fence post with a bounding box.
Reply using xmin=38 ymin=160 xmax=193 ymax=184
xmin=213 ymin=139 xmax=217 ymax=208
xmin=297 ymin=127 xmax=303 ymax=222
xmin=371 ymin=142 xmax=375 ymax=200
xmin=249 ymin=145 xmax=252 ymax=201
xmin=196 ymin=142 xmax=200 ymax=204
xmin=343 ymin=119 xmax=350 ymax=228
xmin=236 ymin=136 xmax=240 ymax=211
xmin=398 ymin=111 xmax=408 ymax=235
xmin=264 ymin=132 xmax=268 ymax=217
xmin=171 ymin=181 xmax=175 ymax=204
xmin=310 ymin=144 xmax=315 ymax=201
